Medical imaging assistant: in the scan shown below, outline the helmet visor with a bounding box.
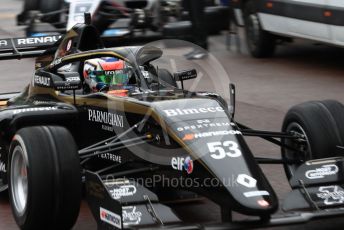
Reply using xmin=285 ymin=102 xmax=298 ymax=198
xmin=111 ymin=72 xmax=129 ymax=85
xmin=91 ymin=70 xmax=129 ymax=85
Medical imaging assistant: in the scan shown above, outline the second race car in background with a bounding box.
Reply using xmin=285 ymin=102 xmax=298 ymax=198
xmin=17 ymin=0 xmax=230 ymax=44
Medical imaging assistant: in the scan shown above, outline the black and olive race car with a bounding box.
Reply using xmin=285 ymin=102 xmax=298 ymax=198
xmin=1 ymin=17 xmax=344 ymax=230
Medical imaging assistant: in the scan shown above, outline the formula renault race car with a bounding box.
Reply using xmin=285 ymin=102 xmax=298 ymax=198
xmin=2 ymin=18 xmax=344 ymax=230
xmin=17 ymin=0 xmax=229 ymax=44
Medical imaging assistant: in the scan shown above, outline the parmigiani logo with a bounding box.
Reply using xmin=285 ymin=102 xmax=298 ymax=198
xmin=163 ymin=106 xmax=224 ymax=117
xmin=88 ymin=109 xmax=124 ymax=127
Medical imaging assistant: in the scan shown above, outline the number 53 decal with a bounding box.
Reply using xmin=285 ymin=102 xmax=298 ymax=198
xmin=207 ymin=141 xmax=242 ymax=159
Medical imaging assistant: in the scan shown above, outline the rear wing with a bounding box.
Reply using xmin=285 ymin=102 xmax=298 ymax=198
xmin=0 ymin=35 xmax=62 ymax=60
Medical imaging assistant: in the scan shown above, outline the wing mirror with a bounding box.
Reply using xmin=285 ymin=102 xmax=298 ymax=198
xmin=173 ymin=69 xmax=197 ymax=90
xmin=174 ymin=69 xmax=197 ymax=81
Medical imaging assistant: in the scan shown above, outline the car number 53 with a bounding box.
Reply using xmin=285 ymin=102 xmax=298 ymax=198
xmin=207 ymin=141 xmax=242 ymax=159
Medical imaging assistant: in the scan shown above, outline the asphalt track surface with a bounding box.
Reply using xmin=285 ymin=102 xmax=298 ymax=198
xmin=1 ymin=0 xmax=344 ymax=229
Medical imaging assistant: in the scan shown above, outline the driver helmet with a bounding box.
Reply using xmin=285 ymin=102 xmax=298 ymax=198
xmin=83 ymin=57 xmax=131 ymax=95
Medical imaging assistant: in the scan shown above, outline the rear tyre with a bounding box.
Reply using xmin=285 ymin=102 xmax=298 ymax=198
xmin=18 ymin=0 xmax=40 ymax=25
xmin=8 ymin=126 xmax=81 ymax=230
xmin=282 ymin=101 xmax=343 ymax=179
xmin=23 ymin=0 xmax=40 ymax=12
xmin=243 ymin=0 xmax=276 ymax=58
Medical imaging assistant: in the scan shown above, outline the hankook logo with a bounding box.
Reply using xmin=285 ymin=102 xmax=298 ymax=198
xmin=305 ymin=164 xmax=339 ymax=180
xmin=163 ymin=106 xmax=224 ymax=117
xmin=182 ymin=130 xmax=242 ymax=141
xmin=88 ymin=109 xmax=124 ymax=127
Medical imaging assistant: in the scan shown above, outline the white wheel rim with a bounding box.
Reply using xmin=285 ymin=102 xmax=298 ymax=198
xmin=10 ymin=145 xmax=28 ymax=216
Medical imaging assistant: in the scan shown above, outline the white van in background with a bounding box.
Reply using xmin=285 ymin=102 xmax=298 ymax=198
xmin=232 ymin=0 xmax=344 ymax=57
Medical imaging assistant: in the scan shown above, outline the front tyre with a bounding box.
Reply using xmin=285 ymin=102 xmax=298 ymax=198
xmin=8 ymin=126 xmax=81 ymax=230
xmin=281 ymin=101 xmax=343 ymax=179
xmin=243 ymin=0 xmax=276 ymax=58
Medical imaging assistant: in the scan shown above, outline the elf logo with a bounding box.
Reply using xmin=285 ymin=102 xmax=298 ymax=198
xmin=171 ymin=156 xmax=193 ymax=174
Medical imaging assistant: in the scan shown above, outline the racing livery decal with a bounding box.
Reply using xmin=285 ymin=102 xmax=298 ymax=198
xmin=97 ymin=153 xmax=122 ymax=163
xmin=122 ymin=206 xmax=142 ymax=226
xmin=88 ymin=109 xmax=124 ymax=128
xmin=100 ymin=207 xmax=122 ymax=229
xmin=243 ymin=190 xmax=270 ymax=198
xmin=305 ymin=164 xmax=339 ymax=180
xmin=163 ymin=106 xmax=224 ymax=117
xmin=207 ymin=141 xmax=242 ymax=159
xmin=33 ymin=75 xmax=51 ymax=87
xmin=182 ymin=130 xmax=242 ymax=141
xmin=12 ymin=106 xmax=58 ymax=115
xmin=16 ymin=36 xmax=60 ymax=45
xmin=237 ymin=174 xmax=257 ymax=188
xmin=176 ymin=119 xmax=235 ymax=132
xmin=66 ymin=76 xmax=80 ymax=82
xmin=171 ymin=156 xmax=194 ymax=174
xmin=110 ymin=185 xmax=137 ymax=200
xmin=317 ymin=186 xmax=344 ymax=205
xmin=0 ymin=35 xmax=61 ymax=50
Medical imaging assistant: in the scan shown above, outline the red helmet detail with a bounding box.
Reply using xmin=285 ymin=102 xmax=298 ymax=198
xmin=101 ymin=60 xmax=124 ymax=71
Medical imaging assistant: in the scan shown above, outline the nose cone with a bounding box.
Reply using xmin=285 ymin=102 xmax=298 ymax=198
xmin=199 ymin=143 xmax=278 ymax=215
xmin=153 ymin=98 xmax=278 ymax=215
